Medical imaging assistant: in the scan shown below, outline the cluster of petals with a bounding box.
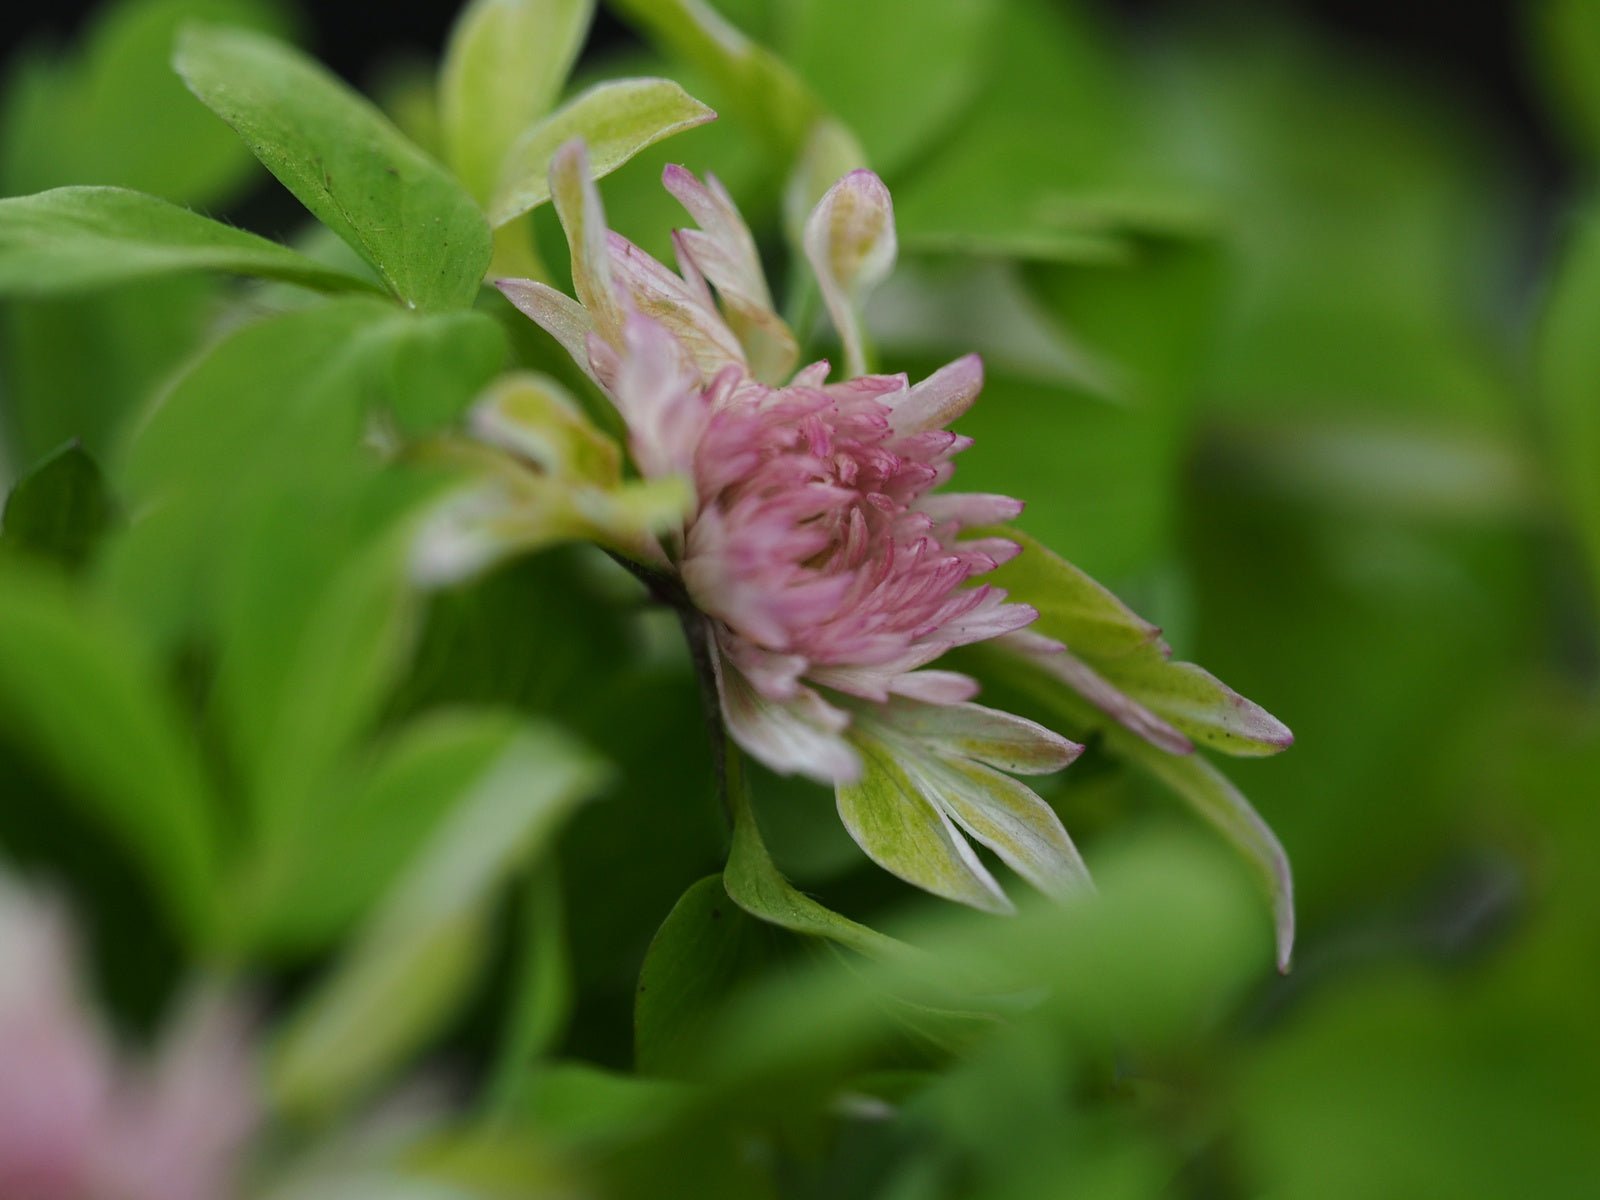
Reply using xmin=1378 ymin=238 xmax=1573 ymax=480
xmin=0 ymin=874 xmax=256 ymax=1200
xmin=498 ymin=143 xmax=1043 ymax=784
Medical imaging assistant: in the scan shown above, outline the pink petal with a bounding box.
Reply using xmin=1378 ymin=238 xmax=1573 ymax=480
xmin=889 ymin=354 xmax=984 ymax=436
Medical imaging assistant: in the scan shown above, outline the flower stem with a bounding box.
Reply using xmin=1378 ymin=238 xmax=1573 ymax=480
xmin=604 ymin=548 xmax=733 ymax=827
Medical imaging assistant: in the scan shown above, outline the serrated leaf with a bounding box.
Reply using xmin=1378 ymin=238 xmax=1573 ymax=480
xmin=440 ymin=0 xmax=595 ymax=205
xmin=488 ymin=78 xmax=717 ymax=227
xmin=270 ymin=719 xmax=607 ymax=1117
xmin=174 ymin=24 xmax=490 ymax=310
xmin=0 ymin=563 xmax=219 ymax=947
xmin=1 ymin=442 xmax=115 ymax=569
xmin=0 ymin=186 xmax=381 ymax=296
xmin=837 ymin=736 xmax=1012 ymax=914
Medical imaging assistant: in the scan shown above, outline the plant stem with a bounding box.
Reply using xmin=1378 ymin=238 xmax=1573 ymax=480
xmin=604 ymin=548 xmax=733 ymax=826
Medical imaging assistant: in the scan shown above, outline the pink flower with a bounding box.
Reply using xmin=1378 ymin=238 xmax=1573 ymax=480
xmin=488 ymin=141 xmax=1090 ymax=908
xmin=0 ymin=874 xmax=258 ymax=1200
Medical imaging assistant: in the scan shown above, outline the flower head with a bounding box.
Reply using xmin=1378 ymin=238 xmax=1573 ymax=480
xmin=497 ymin=144 xmax=1054 ymax=786
xmin=476 ymin=140 xmax=1090 ymax=908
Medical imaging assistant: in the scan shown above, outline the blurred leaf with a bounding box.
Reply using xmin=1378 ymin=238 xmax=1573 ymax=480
xmin=1531 ymin=0 xmax=1600 ymax=161
xmin=0 ymin=0 xmax=287 ymax=201
xmin=1537 ymin=205 xmax=1600 ymax=619
xmin=635 ymin=874 xmax=780 ymax=1077
xmin=0 ymin=562 xmax=219 ymax=947
xmin=213 ymin=482 xmax=424 ymax=853
xmin=105 ymin=299 xmax=500 ymax=648
xmin=270 ymin=718 xmax=608 ymax=1117
xmin=1 ymin=274 xmax=217 ymax=480
xmin=606 ymin=0 xmax=819 ymax=160
xmin=174 ymin=24 xmax=491 ymax=310
xmin=780 ymin=0 xmax=998 ymax=176
xmin=0 ymin=442 xmax=115 ymax=569
xmin=486 ymin=865 xmax=575 ymax=1110
xmin=489 ymin=78 xmax=717 ymax=227
xmin=246 ymin=709 xmax=528 ymax=952
xmin=0 ymin=186 xmax=381 ymax=296
xmin=381 ymin=310 xmax=509 ymax=435
xmin=440 ymin=0 xmax=595 ymax=205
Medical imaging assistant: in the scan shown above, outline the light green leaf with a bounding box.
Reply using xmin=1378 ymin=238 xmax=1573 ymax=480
xmin=723 ymin=743 xmax=908 ymax=961
xmin=1537 ymin=205 xmax=1600 ymax=622
xmin=0 ymin=563 xmax=219 ymax=947
xmin=606 ymin=0 xmax=818 ymax=158
xmin=1105 ymin=725 xmax=1295 ymax=974
xmin=440 ymin=0 xmax=595 ymax=205
xmin=980 ymin=526 xmax=1161 ymax=658
xmin=983 ymin=531 xmax=1291 ymax=757
xmin=635 ymin=874 xmax=778 ymax=1077
xmin=270 ymin=719 xmax=608 ymax=1117
xmin=0 ymin=186 xmax=382 ymax=296
xmin=173 ymin=24 xmax=491 ymax=310
xmin=988 ymin=655 xmax=1293 ymax=972
xmin=1 ymin=442 xmax=115 ymax=569
xmin=836 ymin=736 xmax=1012 ymax=914
xmin=488 ymin=78 xmax=717 ymax=227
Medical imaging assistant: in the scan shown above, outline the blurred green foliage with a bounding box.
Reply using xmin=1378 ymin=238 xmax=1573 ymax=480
xmin=1 ymin=0 xmax=1598 ymax=1196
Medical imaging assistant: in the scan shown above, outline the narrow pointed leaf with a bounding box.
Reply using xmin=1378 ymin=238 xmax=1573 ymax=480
xmin=979 ymin=526 xmax=1161 ymax=658
xmin=1101 ymin=654 xmax=1295 ymax=757
xmin=489 ymin=78 xmax=716 ymax=227
xmin=0 ymin=187 xmax=381 ymax=295
xmin=606 ymin=0 xmax=818 ymax=157
xmin=723 ymin=746 xmax=907 ymax=961
xmin=837 ymin=736 xmax=1012 ymax=914
xmin=906 ymin=755 xmax=1091 ymax=901
xmin=440 ymin=0 xmax=595 ymax=205
xmin=174 ymin=24 xmax=490 ymax=310
xmin=1107 ymin=727 xmax=1295 ymax=974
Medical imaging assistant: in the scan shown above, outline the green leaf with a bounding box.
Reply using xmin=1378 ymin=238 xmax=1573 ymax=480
xmin=488 ymin=78 xmax=717 ymax=227
xmin=173 ymin=24 xmax=491 ymax=310
xmin=981 ymin=526 xmax=1161 ymax=658
xmin=836 ymin=736 xmax=1012 ymax=915
xmin=0 ymin=0 xmax=288 ymax=202
xmin=1531 ymin=0 xmax=1600 ymax=160
xmin=1 ymin=442 xmax=115 ymax=569
xmin=1537 ymin=205 xmax=1600 ymax=622
xmin=781 ymin=0 xmax=998 ymax=175
xmin=379 ymin=310 xmax=509 ymax=436
xmin=245 ymin=710 xmax=532 ymax=952
xmin=606 ymin=0 xmax=818 ymax=159
xmin=485 ymin=866 xmax=574 ymax=1110
xmin=635 ymin=874 xmax=780 ymax=1077
xmin=0 ymin=186 xmax=382 ymax=296
xmin=989 ymin=659 xmax=1293 ymax=972
xmin=440 ymin=0 xmax=595 ymax=205
xmin=723 ymin=744 xmax=908 ymax=961
xmin=270 ymin=718 xmax=607 ymax=1117
xmin=0 ymin=562 xmax=219 ymax=947
xmin=1109 ymin=734 xmax=1294 ymax=972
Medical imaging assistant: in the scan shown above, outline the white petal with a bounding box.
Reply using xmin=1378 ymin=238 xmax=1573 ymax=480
xmin=803 ymin=169 xmax=897 ymax=377
xmin=890 ymin=354 xmax=984 ymax=436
